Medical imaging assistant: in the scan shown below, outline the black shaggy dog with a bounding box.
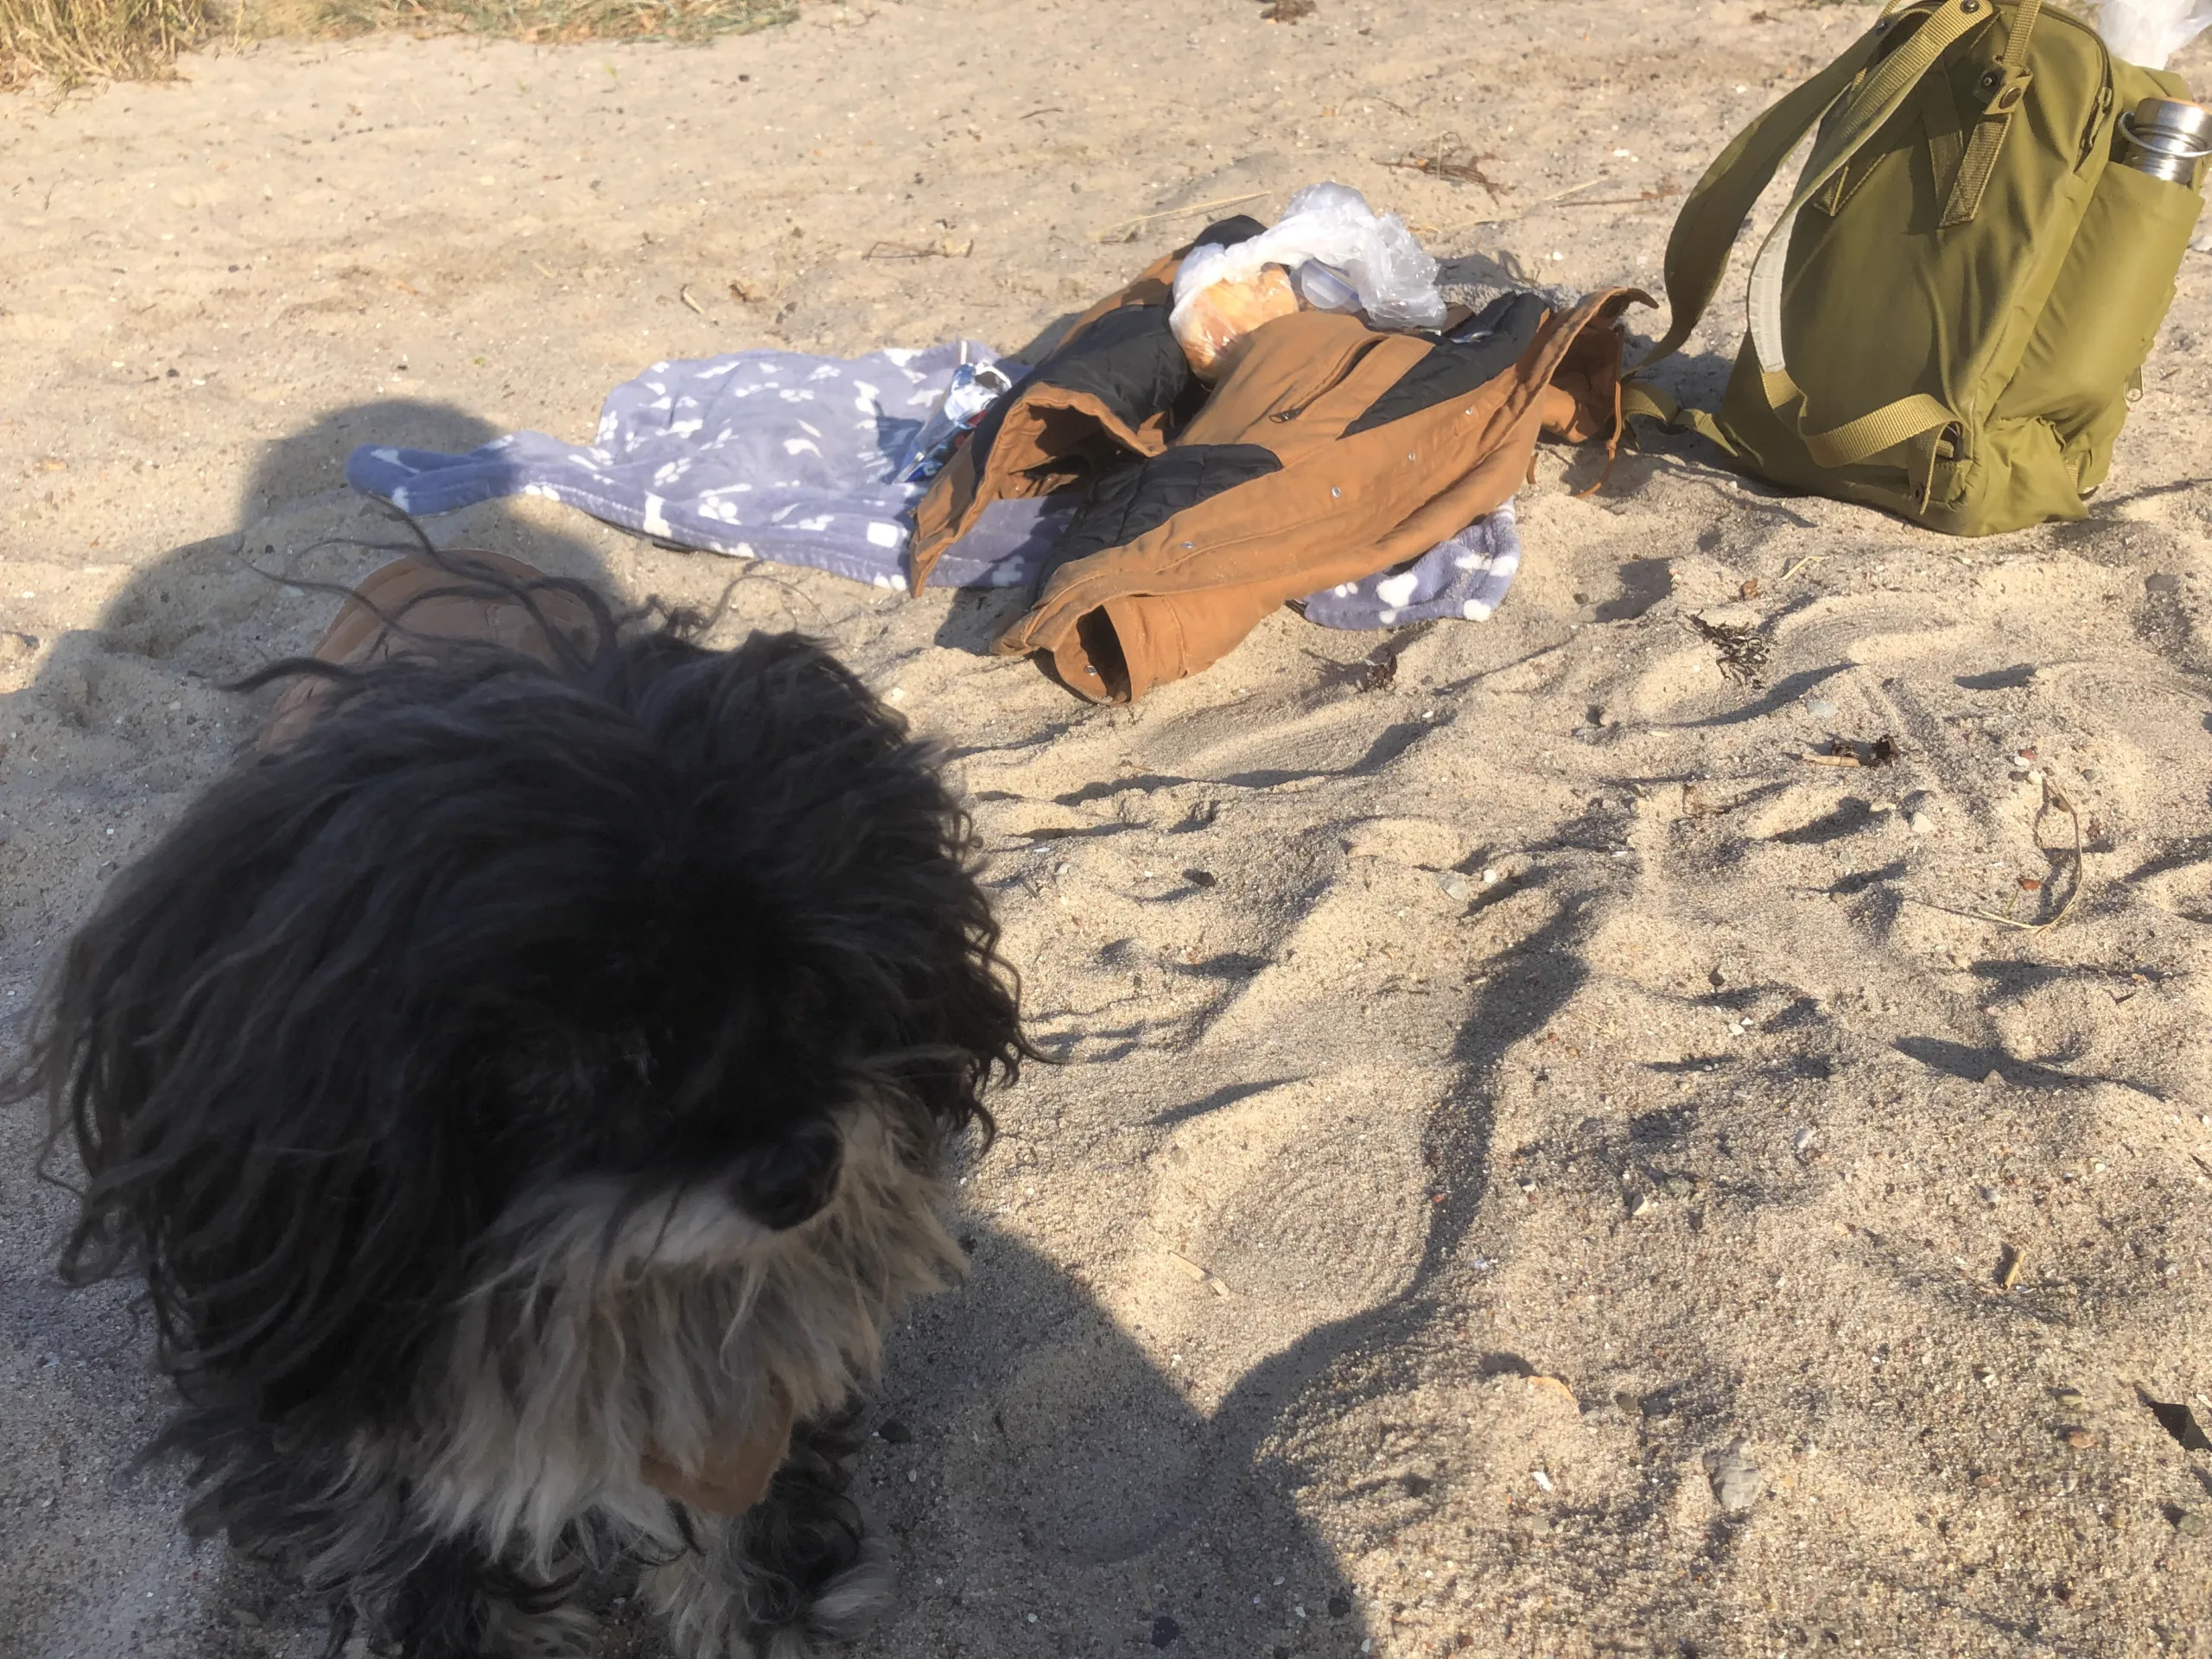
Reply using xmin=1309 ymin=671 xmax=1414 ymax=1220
xmin=22 ymin=550 xmax=1027 ymax=1657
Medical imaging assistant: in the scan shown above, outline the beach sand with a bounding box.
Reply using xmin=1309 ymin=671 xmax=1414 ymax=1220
xmin=3 ymin=2 xmax=2211 ymax=1654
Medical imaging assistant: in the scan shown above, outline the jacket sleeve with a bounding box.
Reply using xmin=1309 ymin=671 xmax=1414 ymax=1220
xmin=907 ymin=217 xmax=1272 ymax=589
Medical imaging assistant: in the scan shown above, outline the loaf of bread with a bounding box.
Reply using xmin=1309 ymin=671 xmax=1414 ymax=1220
xmin=1172 ymin=264 xmax=1301 ymax=378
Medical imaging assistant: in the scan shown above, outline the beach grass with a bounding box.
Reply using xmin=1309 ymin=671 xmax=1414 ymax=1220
xmin=2 ymin=0 xmax=225 ymax=89
xmin=310 ymin=0 xmax=793 ymax=46
xmin=1 ymin=0 xmax=789 ymax=89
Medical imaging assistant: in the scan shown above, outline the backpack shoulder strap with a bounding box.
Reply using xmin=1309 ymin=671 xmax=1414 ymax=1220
xmin=1641 ymin=0 xmax=1987 ymax=374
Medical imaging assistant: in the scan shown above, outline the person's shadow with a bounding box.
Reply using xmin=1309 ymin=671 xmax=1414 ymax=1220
xmin=838 ymin=1224 xmax=1375 ymax=1659
xmin=0 ymin=397 xmax=622 ymax=1659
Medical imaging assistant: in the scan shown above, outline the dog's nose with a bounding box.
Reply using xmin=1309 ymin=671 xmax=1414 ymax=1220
xmin=731 ymin=1124 xmax=843 ymax=1230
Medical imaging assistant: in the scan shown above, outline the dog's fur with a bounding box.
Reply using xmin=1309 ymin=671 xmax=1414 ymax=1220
xmin=22 ymin=561 xmax=1025 ymax=1656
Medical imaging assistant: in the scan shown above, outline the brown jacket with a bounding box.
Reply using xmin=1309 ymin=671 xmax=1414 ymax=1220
xmin=942 ymin=287 xmax=1645 ymax=702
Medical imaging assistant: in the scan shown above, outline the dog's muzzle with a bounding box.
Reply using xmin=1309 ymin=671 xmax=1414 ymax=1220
xmin=730 ymin=1122 xmax=844 ymax=1230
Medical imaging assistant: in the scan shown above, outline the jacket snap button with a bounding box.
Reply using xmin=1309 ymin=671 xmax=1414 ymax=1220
xmin=1331 ymin=486 xmax=1342 ymax=497
xmin=1181 ymin=541 xmax=1194 ymax=550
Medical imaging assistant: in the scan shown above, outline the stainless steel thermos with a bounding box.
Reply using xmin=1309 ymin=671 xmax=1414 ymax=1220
xmin=2115 ymin=96 xmax=2212 ymax=184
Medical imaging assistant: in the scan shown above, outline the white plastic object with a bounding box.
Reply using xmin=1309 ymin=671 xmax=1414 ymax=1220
xmin=1168 ymin=182 xmax=1447 ymax=375
xmin=2096 ymin=0 xmax=2212 ymax=70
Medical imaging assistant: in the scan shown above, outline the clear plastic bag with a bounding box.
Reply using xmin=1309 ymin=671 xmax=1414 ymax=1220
xmin=1168 ymin=182 xmax=1447 ymax=377
xmin=2097 ymin=0 xmax=2212 ymax=69
xmin=896 ymin=360 xmax=1015 ymax=484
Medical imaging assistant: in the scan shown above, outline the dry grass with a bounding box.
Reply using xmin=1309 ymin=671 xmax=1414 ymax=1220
xmin=1 ymin=0 xmax=788 ymax=90
xmin=313 ymin=0 xmax=792 ymax=46
xmin=1 ymin=0 xmax=226 ymax=89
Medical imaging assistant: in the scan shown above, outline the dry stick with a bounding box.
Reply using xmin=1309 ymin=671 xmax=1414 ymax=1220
xmin=1779 ymin=555 xmax=1825 ymax=582
xmin=1557 ymin=187 xmax=1685 ymax=208
xmin=1414 ymin=178 xmax=1608 ymax=240
xmin=677 ymin=284 xmax=706 ymax=315
xmin=1974 ymin=783 xmax=2088 ymax=933
xmin=1093 ymin=191 xmax=1268 ymax=244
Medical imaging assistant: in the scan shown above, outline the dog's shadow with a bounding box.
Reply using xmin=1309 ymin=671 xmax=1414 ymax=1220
xmin=844 ymin=1225 xmax=1373 ymax=1658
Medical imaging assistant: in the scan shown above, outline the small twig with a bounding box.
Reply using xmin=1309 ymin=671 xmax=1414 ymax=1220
xmin=1557 ymin=183 xmax=1684 ymax=208
xmin=863 ymin=239 xmax=971 ymax=261
xmin=1974 ymin=781 xmax=2088 ymax=933
xmin=1094 ymin=191 xmax=1268 ymax=243
xmin=1020 ymin=106 xmax=1064 ymax=121
xmin=1539 ymin=179 xmax=1602 ymax=203
xmin=677 ymin=283 xmax=706 ymax=315
xmin=1381 ymin=151 xmax=1506 ymax=200
xmin=1779 ymin=554 xmax=1825 ymax=582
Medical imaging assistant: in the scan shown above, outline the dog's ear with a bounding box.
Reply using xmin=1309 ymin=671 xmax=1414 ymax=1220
xmin=28 ymin=705 xmax=526 ymax=1416
xmin=632 ymin=632 xmax=1032 ymax=1149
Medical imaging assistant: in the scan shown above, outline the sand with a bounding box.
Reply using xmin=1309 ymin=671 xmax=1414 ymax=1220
xmin=4 ymin=2 xmax=2212 ymax=1655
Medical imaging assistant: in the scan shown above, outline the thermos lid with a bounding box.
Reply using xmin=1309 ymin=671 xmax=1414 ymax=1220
xmin=2132 ymin=96 xmax=2212 ymax=146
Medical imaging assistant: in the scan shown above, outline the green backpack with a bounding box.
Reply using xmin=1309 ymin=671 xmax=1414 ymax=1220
xmin=1627 ymin=0 xmax=2203 ymax=535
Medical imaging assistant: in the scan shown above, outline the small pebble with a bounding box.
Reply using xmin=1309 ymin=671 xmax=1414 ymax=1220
xmin=1804 ymin=697 xmax=1837 ymax=717
xmin=1794 ymin=1128 xmax=1818 ymax=1153
xmin=2061 ymin=1427 xmax=2096 ymax=1450
xmin=1434 ymin=871 xmax=1473 ymax=902
xmin=1706 ymin=1439 xmax=1764 ymax=1511
xmin=2177 ymin=1510 xmax=2209 ymax=1538
xmin=1979 ymin=1185 xmax=1999 ymax=1205
xmin=1626 ymin=1191 xmax=1653 ymax=1218
xmin=1906 ymin=810 xmax=1934 ymax=835
xmin=1327 ymin=1595 xmax=1352 ymax=1619
xmin=877 ymin=1418 xmax=912 ymax=1445
xmin=1530 ymin=1469 xmax=1554 ymax=1492
xmin=2053 ymin=1386 xmax=2086 ymax=1408
xmin=1149 ymin=1615 xmax=1180 ymax=1648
